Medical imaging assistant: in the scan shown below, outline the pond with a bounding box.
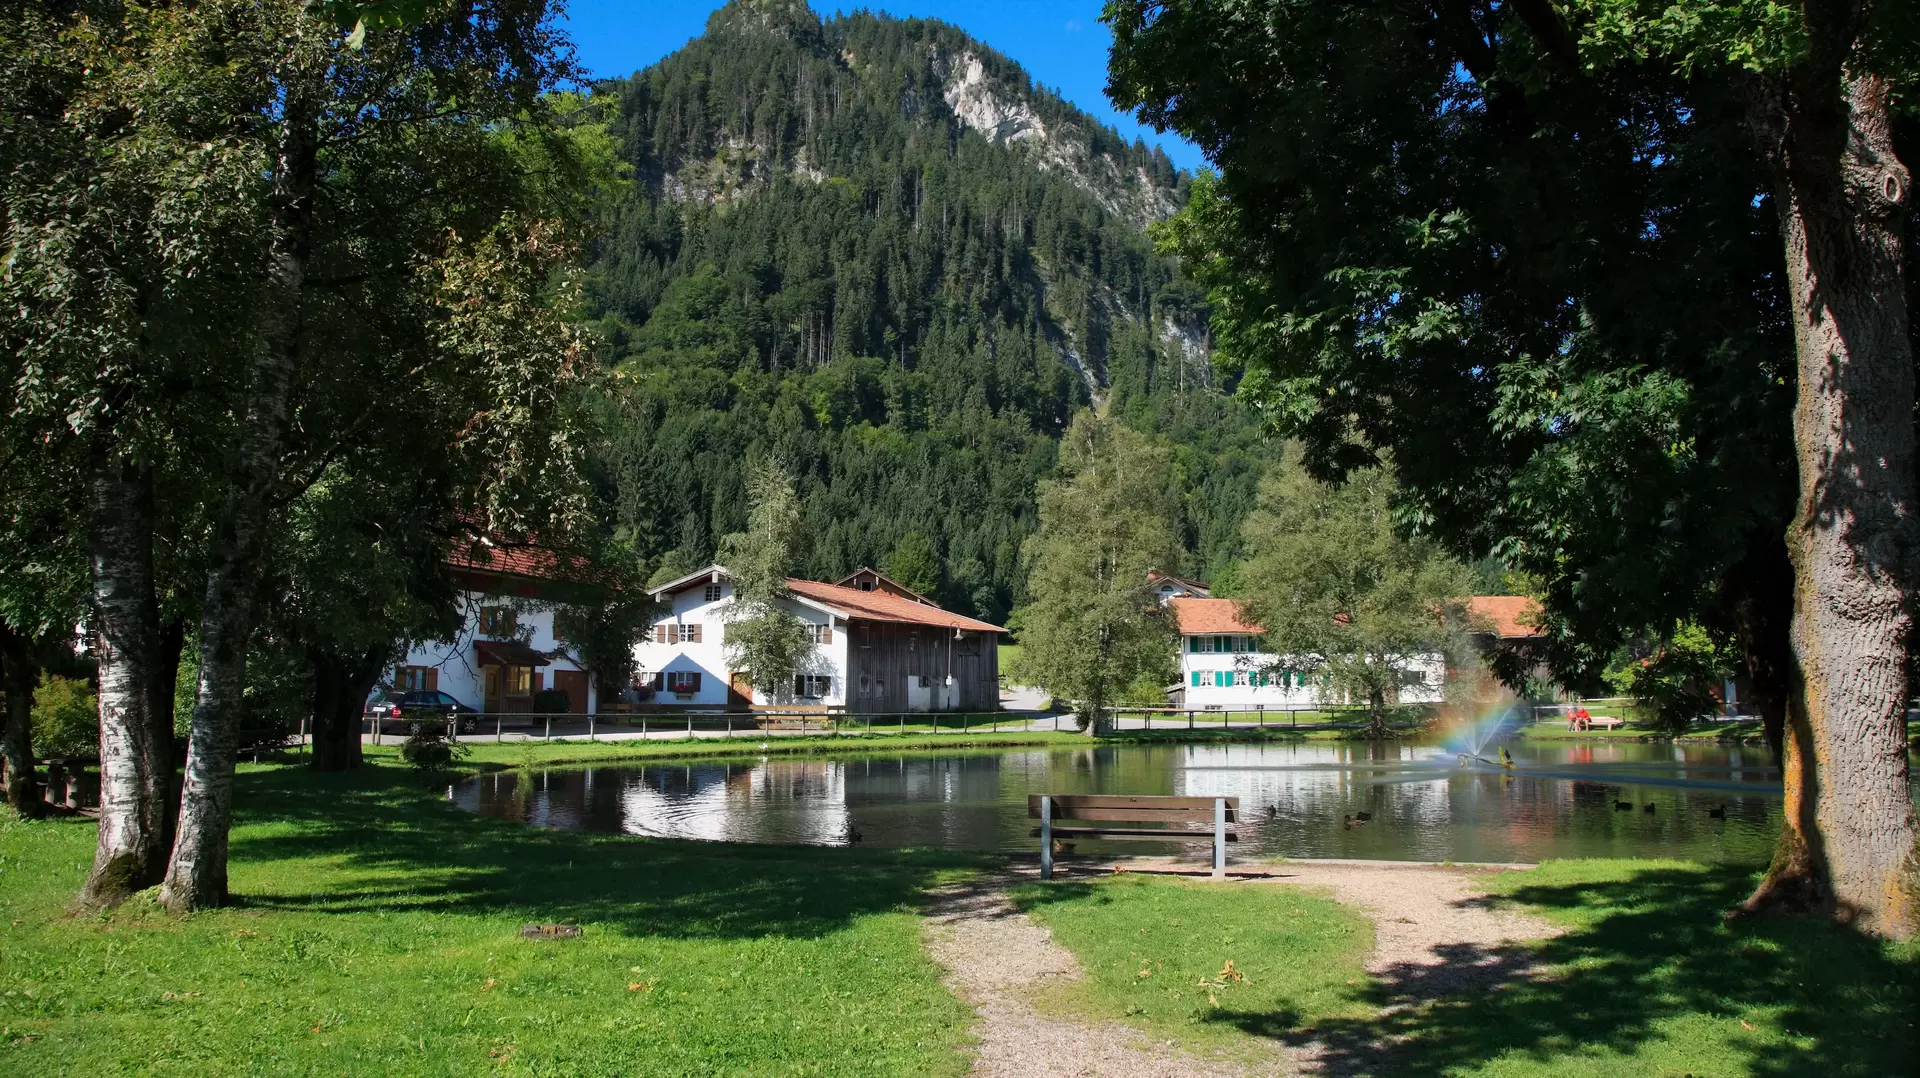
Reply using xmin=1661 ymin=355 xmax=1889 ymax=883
xmin=453 ymin=737 xmax=1806 ymax=864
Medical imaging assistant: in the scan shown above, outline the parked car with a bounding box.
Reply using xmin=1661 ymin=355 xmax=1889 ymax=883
xmin=372 ymin=690 xmax=480 ymax=734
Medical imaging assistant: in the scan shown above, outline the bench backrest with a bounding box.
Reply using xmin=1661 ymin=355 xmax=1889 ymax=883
xmin=1028 ymin=794 xmax=1238 ymax=824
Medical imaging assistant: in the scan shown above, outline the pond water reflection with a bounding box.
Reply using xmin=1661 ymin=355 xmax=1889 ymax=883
xmin=454 ymin=738 xmax=1816 ymax=864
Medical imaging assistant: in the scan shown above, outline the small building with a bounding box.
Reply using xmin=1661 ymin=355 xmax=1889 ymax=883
xmin=1167 ymin=597 xmax=1443 ymax=710
xmin=635 ymin=565 xmax=1006 ymax=712
xmin=387 ymin=541 xmax=599 ymax=715
xmin=1149 ymin=570 xmax=1211 ymax=604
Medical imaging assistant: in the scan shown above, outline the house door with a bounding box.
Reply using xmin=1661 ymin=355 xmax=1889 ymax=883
xmin=728 ymin=671 xmax=754 ymax=707
xmin=483 ymin=666 xmax=503 ymax=713
xmin=552 ymin=669 xmax=588 ymax=715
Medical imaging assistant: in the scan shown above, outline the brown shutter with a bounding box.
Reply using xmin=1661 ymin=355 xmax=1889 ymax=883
xmin=424 ymin=668 xmax=438 ymax=691
xmin=822 ymin=624 xmax=832 ymax=643
xmin=688 ymin=623 xmax=703 ymax=643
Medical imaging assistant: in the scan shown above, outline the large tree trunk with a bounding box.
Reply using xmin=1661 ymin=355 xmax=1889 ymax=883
xmin=308 ymin=642 xmax=386 ymax=772
xmin=0 ymin=624 xmax=41 ymax=818
xmin=1740 ymin=63 xmax=1919 ymax=938
xmin=75 ymin=446 xmax=173 ymax=909
xmin=160 ymin=81 xmax=321 ymax=914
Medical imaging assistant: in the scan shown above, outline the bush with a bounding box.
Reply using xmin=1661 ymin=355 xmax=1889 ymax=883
xmin=531 ymin=687 xmax=572 ymax=713
xmin=399 ymin=727 xmax=469 ymax=771
xmin=1604 ymin=623 xmax=1734 ymax=733
xmin=31 ymin=674 xmax=97 ymax=758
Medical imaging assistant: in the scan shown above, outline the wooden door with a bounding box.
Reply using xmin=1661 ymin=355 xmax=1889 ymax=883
xmin=728 ymin=671 xmax=754 ymax=707
xmin=483 ymin=665 xmax=503 ymax=713
xmin=552 ymin=669 xmax=588 ymax=714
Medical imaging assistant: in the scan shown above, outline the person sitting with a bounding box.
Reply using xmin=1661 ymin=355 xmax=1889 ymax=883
xmin=1568 ymin=705 xmax=1592 ymax=731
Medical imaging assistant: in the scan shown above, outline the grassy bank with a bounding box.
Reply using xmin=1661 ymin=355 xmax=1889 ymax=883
xmin=1333 ymin=859 xmax=1920 ymax=1077
xmin=1009 ymin=874 xmax=1374 ymax=1064
xmin=368 ymin=728 xmax=1095 ymax=773
xmin=1017 ymin=860 xmax=1918 ymax=1077
xmin=0 ymin=761 xmax=986 ymax=1077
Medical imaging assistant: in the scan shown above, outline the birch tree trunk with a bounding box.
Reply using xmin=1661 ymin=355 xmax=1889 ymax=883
xmin=159 ymin=83 xmax=321 ymax=913
xmin=76 ymin=446 xmax=173 ymax=908
xmin=0 ymin=624 xmax=40 ymax=817
xmin=1740 ymin=65 xmax=1920 ymax=938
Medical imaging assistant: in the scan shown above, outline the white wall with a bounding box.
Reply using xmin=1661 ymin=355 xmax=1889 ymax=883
xmin=392 ymin=591 xmax=596 ymax=713
xmin=1178 ymin=636 xmax=1443 ymax=710
xmin=631 ymin=581 xmax=848 ymax=708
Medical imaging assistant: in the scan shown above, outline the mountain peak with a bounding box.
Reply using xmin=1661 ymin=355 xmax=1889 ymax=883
xmin=706 ymin=0 xmax=822 ymax=44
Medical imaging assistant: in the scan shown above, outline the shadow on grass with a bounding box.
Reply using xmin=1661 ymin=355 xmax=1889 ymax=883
xmin=1231 ymin=864 xmax=1917 ymax=1077
xmin=227 ymin=762 xmax=993 ymax=942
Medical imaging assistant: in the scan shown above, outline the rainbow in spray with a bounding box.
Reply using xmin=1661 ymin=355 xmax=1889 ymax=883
xmin=1445 ymin=702 xmax=1520 ymax=763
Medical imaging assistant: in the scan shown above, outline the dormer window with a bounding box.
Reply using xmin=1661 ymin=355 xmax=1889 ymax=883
xmin=479 ymin=606 xmax=517 ymax=638
xmin=704 ymin=583 xmax=723 ymax=602
xmin=859 ymin=580 xmax=874 ymax=591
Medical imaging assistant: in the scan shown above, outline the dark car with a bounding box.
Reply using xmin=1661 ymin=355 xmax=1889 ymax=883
xmin=375 ymin=690 xmax=480 ymax=734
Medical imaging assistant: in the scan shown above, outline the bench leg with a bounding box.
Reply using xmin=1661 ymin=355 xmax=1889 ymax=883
xmin=1041 ymin=796 xmax=1054 ymax=881
xmin=1213 ymin=797 xmax=1226 ymax=879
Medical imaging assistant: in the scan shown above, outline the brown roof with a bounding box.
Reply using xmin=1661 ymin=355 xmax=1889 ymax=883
xmin=1466 ymin=596 xmax=1543 ymax=639
xmin=1148 ymin=570 xmax=1210 ymax=595
xmin=447 ymin=539 xmax=574 ymax=581
xmin=786 ymin=578 xmax=1006 ymax=633
xmin=1169 ymin=598 xmax=1261 ymax=635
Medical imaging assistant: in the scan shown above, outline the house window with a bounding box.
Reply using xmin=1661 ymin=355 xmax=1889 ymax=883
xmin=704 ymin=583 xmax=723 ymax=602
xmin=793 ymin=674 xmax=831 ymax=698
xmin=806 ymin=622 xmax=833 ymax=644
xmin=858 ymin=579 xmax=874 ymax=591
xmin=655 ymin=622 xmax=702 ymax=644
xmin=666 ymin=671 xmax=702 ymax=694
xmin=396 ymin=665 xmax=438 ymax=692
xmin=479 ymin=606 xmax=517 ymax=638
xmin=1234 ymin=670 xmax=1249 ymax=687
xmin=858 ymin=674 xmax=872 ymax=697
xmin=509 ymin=666 xmax=533 ymax=694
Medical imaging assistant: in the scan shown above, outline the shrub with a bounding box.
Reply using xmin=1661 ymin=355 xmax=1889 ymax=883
xmin=531 ymin=687 xmax=572 ymax=713
xmin=31 ymin=674 xmax=97 ymax=758
xmin=399 ymin=727 xmax=469 ymax=771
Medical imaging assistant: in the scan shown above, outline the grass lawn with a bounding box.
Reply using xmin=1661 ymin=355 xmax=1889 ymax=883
xmin=0 ymin=760 xmax=987 ymax=1077
xmin=1008 ymin=874 xmax=1374 ymax=1063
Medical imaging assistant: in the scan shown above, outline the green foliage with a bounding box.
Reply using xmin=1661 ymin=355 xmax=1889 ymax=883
xmin=881 ymin=533 xmax=941 ymax=597
xmin=29 ymin=674 xmax=96 ymax=759
xmin=1236 ymin=462 xmax=1475 ymax=734
xmin=1013 ymin=412 xmax=1181 ymax=727
xmin=719 ymin=462 xmax=813 ymax=697
xmin=1107 ymin=0 xmax=1804 ymax=692
xmin=582 ymin=1 xmax=1277 ymax=622
xmin=398 ymin=727 xmax=469 ymax=771
xmin=1603 ymin=623 xmax=1736 ymax=733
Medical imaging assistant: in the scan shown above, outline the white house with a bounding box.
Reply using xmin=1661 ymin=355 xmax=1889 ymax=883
xmin=634 ymin=565 xmax=1005 ymax=712
xmin=1169 ymin=598 xmax=1443 ymax=711
xmin=387 ymin=542 xmax=599 ymax=715
xmin=1149 ymin=570 xmax=1211 ymax=604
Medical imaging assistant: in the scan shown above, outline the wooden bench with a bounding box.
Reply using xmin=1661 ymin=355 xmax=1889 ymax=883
xmin=1029 ymin=794 xmax=1239 ymax=880
xmin=1567 ymin=714 xmax=1625 ymax=731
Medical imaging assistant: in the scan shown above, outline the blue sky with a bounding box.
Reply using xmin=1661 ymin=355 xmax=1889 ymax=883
xmin=559 ymin=0 xmax=1206 ymax=172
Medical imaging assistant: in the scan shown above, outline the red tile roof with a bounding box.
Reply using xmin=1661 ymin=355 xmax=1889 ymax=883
xmin=447 ymin=541 xmax=569 ymax=580
xmin=1170 ymin=598 xmax=1262 ymax=635
xmin=1466 ymin=596 xmax=1543 ymax=639
xmin=786 ymin=578 xmax=1006 ymax=633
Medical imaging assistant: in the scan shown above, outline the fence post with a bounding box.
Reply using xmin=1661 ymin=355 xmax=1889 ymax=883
xmin=589 ymin=713 xmax=595 ymax=742
xmin=1212 ymin=798 xmax=1227 ymax=879
xmin=641 ymin=716 xmax=647 ymax=738
xmin=1188 ymin=710 xmax=1194 ymax=730
xmin=544 ymin=714 xmax=551 ymax=740
xmin=687 ymin=713 xmax=693 ymax=738
xmin=1040 ymin=796 xmax=1054 ymax=881
xmin=727 ymin=714 xmax=733 ymax=738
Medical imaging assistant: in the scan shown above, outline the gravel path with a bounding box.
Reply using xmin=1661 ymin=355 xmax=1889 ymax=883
xmin=922 ymin=860 xmax=1560 ymax=1078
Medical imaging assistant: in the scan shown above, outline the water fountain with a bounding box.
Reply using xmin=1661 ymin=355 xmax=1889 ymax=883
xmin=1449 ymin=703 xmax=1518 ymax=768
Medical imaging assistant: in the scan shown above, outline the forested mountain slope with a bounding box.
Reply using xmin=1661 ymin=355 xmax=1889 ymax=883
xmin=584 ymin=0 xmax=1270 ymax=621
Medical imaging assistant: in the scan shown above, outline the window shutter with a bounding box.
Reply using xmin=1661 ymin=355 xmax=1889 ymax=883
xmin=823 ymin=624 xmax=833 ymax=643
xmin=688 ymin=672 xmax=702 ymax=692
xmin=688 ymin=623 xmax=702 ymax=643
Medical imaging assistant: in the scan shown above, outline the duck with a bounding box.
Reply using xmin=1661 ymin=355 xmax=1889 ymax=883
xmin=1613 ymin=800 xmax=1633 ymax=812
xmin=1354 ymin=811 xmax=1373 ymax=823
xmin=1051 ymin=839 xmax=1077 ymax=855
xmin=1343 ymin=814 xmax=1367 ymax=830
xmin=1708 ymin=804 xmax=1727 ymax=820
xmin=1642 ymin=803 xmax=1657 ymax=814
xmin=848 ymin=828 xmax=864 ymax=844
xmin=1265 ymin=804 xmax=1279 ymax=820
